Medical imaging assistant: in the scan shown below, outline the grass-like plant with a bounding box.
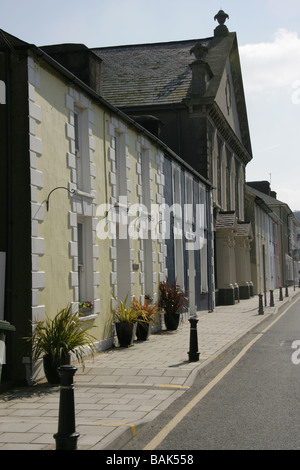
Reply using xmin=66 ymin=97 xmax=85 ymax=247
xmin=113 ymin=293 xmax=142 ymax=323
xmin=27 ymin=304 xmax=96 ymax=368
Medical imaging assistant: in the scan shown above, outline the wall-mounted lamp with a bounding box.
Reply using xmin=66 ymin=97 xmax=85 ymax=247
xmin=46 ymin=187 xmax=75 ymax=211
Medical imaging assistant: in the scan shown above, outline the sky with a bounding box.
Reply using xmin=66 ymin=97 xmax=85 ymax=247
xmin=2 ymin=0 xmax=300 ymax=211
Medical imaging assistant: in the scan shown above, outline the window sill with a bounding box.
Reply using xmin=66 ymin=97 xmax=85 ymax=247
xmin=78 ymin=312 xmax=98 ymax=322
xmin=114 ymin=201 xmax=129 ymax=211
xmin=75 ymin=189 xmax=94 ymax=199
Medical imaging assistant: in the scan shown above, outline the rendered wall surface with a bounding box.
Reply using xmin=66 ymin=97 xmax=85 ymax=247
xmin=29 ymin=55 xmax=165 ymax=355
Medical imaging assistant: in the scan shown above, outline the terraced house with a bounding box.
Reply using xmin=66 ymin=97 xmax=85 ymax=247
xmin=40 ymin=11 xmax=254 ymax=310
xmin=0 ymin=29 xmax=212 ymax=383
xmin=246 ymin=181 xmax=300 ymax=295
xmin=87 ymin=11 xmax=254 ymax=306
xmin=0 ymin=11 xmax=257 ymax=384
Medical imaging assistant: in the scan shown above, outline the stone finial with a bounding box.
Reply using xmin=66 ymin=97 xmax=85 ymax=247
xmin=214 ymin=10 xmax=229 ymax=37
xmin=190 ymin=43 xmax=208 ymax=61
xmin=214 ymin=9 xmax=229 ymax=25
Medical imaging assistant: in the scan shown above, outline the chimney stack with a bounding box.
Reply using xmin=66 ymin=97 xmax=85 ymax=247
xmin=189 ymin=43 xmax=213 ymax=96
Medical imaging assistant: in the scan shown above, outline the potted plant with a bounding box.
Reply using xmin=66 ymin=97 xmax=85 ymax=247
xmin=131 ymin=298 xmax=158 ymax=341
xmin=113 ymin=294 xmax=144 ymax=347
xmin=26 ymin=304 xmax=96 ymax=384
xmin=144 ymin=294 xmax=153 ymax=304
xmin=79 ymin=300 xmax=94 ymax=315
xmin=158 ymin=278 xmax=188 ymax=331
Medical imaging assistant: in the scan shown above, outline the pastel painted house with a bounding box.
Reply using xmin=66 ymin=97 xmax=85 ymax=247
xmin=0 ymin=30 xmax=212 ymax=384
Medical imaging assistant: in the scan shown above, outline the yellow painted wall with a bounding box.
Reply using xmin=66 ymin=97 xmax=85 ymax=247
xmin=34 ymin=64 xmax=74 ymax=314
xmin=32 ymin=58 xmax=164 ymax=348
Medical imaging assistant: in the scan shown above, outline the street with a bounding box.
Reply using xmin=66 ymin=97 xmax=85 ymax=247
xmin=122 ymin=296 xmax=300 ymax=450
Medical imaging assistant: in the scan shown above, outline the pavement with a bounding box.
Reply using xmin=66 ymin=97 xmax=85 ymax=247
xmin=0 ymin=287 xmax=299 ymax=451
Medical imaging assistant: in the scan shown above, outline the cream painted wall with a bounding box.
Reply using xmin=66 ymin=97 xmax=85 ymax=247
xmin=31 ymin=57 xmax=164 ymax=348
xmin=33 ymin=63 xmax=73 ymax=318
xmin=254 ymin=204 xmax=270 ymax=295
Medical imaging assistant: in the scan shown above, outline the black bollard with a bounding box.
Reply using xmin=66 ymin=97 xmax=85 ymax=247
xmin=258 ymin=294 xmax=264 ymax=315
xmin=285 ymin=285 xmax=289 ymax=297
xmin=54 ymin=365 xmax=79 ymax=450
xmin=270 ymin=290 xmax=274 ymax=307
xmin=279 ymin=286 xmax=283 ymax=301
xmin=188 ymin=317 xmax=200 ymax=362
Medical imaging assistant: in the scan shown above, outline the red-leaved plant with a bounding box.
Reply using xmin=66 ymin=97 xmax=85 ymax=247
xmin=158 ymin=278 xmax=188 ymax=316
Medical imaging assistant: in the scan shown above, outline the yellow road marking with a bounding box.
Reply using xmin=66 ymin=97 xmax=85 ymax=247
xmin=93 ymin=422 xmax=136 ymax=436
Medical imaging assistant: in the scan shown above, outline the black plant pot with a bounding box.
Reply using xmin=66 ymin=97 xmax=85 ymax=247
xmin=43 ymin=353 xmax=71 ymax=385
xmin=115 ymin=322 xmax=136 ymax=347
xmin=164 ymin=313 xmax=180 ymax=331
xmin=136 ymin=322 xmax=151 ymax=341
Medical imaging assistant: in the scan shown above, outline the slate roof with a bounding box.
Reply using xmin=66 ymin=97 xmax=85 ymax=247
xmin=92 ymin=32 xmax=252 ymax=159
xmin=92 ymin=33 xmax=237 ymax=108
xmin=246 ymin=184 xmax=286 ymax=208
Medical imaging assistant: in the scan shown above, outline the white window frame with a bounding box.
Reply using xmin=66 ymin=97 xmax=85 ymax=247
xmin=230 ymin=157 xmax=236 ymax=211
xmin=212 ymin=130 xmax=218 ymax=205
xmin=238 ymin=166 xmax=244 ymax=220
xmin=172 ymin=164 xmax=184 ymax=289
xmin=77 ymin=217 xmax=93 ymax=306
xmin=74 ymin=105 xmax=90 ymax=193
xmin=113 ymin=131 xmax=127 ymax=200
xmin=199 ymin=184 xmax=208 ymax=292
xmin=185 ymin=173 xmax=193 ymax=226
xmin=221 ymin=145 xmax=227 ymax=210
xmin=141 ymin=148 xmax=151 ymax=212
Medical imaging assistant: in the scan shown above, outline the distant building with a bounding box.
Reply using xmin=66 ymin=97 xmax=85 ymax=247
xmin=245 ymin=184 xmax=281 ymax=295
xmin=246 ymin=181 xmax=300 ymax=290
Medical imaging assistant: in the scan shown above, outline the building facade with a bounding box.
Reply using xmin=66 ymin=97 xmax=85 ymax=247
xmin=88 ymin=11 xmax=254 ymax=305
xmin=245 ymin=184 xmax=281 ymax=296
xmin=0 ymin=30 xmax=212 ymax=383
xmin=246 ymin=181 xmax=299 ymax=294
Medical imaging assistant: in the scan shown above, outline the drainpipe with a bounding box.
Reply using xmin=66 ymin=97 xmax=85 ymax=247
xmin=2 ymin=48 xmax=13 ymax=381
xmin=4 ymin=48 xmax=12 ymax=326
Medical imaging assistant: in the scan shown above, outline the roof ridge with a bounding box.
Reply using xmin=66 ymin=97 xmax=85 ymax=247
xmin=91 ymin=36 xmax=216 ymax=52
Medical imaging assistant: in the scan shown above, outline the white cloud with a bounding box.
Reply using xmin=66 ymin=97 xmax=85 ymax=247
xmin=240 ymin=28 xmax=300 ymax=212
xmin=240 ymin=29 xmax=300 ymax=93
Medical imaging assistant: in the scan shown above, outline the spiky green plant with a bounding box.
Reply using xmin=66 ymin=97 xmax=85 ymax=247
xmin=26 ymin=304 xmax=96 ymax=369
xmin=113 ymin=293 xmax=147 ymax=324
